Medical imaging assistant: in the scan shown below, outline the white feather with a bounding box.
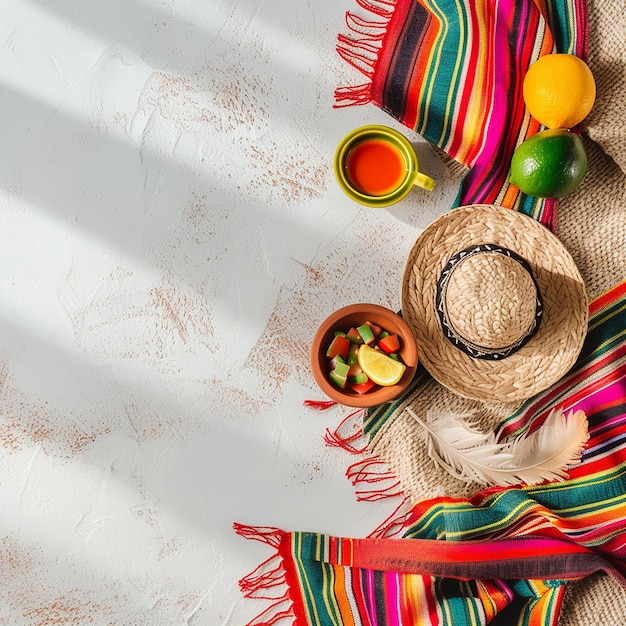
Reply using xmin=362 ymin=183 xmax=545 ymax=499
xmin=406 ymin=406 xmax=589 ymax=487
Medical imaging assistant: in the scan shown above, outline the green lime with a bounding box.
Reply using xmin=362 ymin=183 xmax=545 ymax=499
xmin=509 ymin=129 xmax=587 ymax=198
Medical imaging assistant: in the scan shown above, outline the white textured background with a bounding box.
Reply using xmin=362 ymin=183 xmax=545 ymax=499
xmin=0 ymin=0 xmax=457 ymax=623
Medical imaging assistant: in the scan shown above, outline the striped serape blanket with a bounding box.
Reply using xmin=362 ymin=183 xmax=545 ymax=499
xmin=236 ymin=279 xmax=626 ymax=624
xmin=335 ymin=0 xmax=588 ymax=230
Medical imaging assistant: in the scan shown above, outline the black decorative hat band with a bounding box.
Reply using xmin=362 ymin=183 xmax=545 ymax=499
xmin=436 ymin=244 xmax=544 ymax=360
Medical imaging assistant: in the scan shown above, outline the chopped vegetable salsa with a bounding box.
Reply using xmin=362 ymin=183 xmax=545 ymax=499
xmin=325 ymin=321 xmax=406 ymax=392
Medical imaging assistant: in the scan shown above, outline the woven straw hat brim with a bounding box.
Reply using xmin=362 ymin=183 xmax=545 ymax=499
xmin=402 ymin=204 xmax=588 ymax=403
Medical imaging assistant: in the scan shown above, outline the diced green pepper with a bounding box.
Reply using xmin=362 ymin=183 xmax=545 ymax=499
xmin=365 ymin=320 xmax=382 ymax=337
xmin=329 ymin=370 xmax=348 ymax=389
xmin=346 ymin=343 xmax=360 ymax=365
xmin=348 ymin=373 xmax=369 ymax=384
xmin=329 ymin=360 xmax=350 ymax=389
xmin=332 ymin=360 xmax=350 ymax=377
xmin=357 ymin=324 xmax=375 ymax=345
xmin=329 ymin=355 xmax=345 ymax=370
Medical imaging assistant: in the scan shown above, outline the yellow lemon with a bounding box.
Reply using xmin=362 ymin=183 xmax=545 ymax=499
xmin=357 ymin=344 xmax=406 ymax=386
xmin=523 ymin=54 xmax=596 ymax=129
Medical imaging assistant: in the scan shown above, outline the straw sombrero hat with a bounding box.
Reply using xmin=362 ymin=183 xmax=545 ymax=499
xmin=402 ymin=204 xmax=588 ymax=402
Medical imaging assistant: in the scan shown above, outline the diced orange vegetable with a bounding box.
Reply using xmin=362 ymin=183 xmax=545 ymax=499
xmin=350 ymin=379 xmax=377 ymax=394
xmin=346 ymin=327 xmax=364 ymax=344
xmin=378 ymin=333 xmax=401 ymax=354
xmin=326 ymin=335 xmax=351 ymax=360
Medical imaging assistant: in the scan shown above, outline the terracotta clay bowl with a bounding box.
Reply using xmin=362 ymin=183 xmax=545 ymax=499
xmin=310 ymin=303 xmax=418 ymax=408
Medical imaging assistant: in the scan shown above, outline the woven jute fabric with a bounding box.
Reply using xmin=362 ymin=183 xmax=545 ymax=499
xmin=368 ymin=0 xmax=626 ymax=623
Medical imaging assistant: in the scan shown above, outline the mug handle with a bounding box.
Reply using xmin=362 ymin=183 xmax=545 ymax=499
xmin=414 ymin=172 xmax=436 ymax=191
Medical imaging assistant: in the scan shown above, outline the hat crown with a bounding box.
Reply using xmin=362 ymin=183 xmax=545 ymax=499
xmin=436 ymin=245 xmax=543 ymax=360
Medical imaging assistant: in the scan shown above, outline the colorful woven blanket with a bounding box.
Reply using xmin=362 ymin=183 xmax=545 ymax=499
xmin=335 ymin=0 xmax=587 ymax=230
xmin=236 ymin=278 xmax=626 ymax=625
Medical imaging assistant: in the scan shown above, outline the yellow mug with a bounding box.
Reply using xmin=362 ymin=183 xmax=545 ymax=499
xmin=334 ymin=125 xmax=435 ymax=208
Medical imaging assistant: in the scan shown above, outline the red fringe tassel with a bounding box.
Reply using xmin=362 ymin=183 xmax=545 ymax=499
xmin=347 ymin=456 xmax=403 ymax=501
xmin=322 ymin=405 xmax=412 ymax=538
xmin=334 ymin=0 xmax=397 ymax=107
xmin=233 ymin=524 xmax=295 ymax=626
xmin=355 ymin=0 xmax=396 ymax=19
xmin=368 ymin=496 xmax=414 ymax=538
xmin=239 ymin=553 xmax=286 ymax=599
xmin=323 ymin=408 xmax=367 ymax=454
xmin=336 ymin=44 xmax=377 ymax=77
xmin=234 ymin=524 xmax=284 ymax=550
xmin=303 ymin=399 xmax=337 ymax=410
xmin=243 ymin=597 xmax=293 ymax=626
xmin=346 ymin=12 xmax=388 ymax=36
xmin=337 ymin=33 xmax=382 ymax=55
xmin=318 ymin=403 xmax=410 ymax=520
xmin=334 ymin=83 xmax=373 ymax=107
